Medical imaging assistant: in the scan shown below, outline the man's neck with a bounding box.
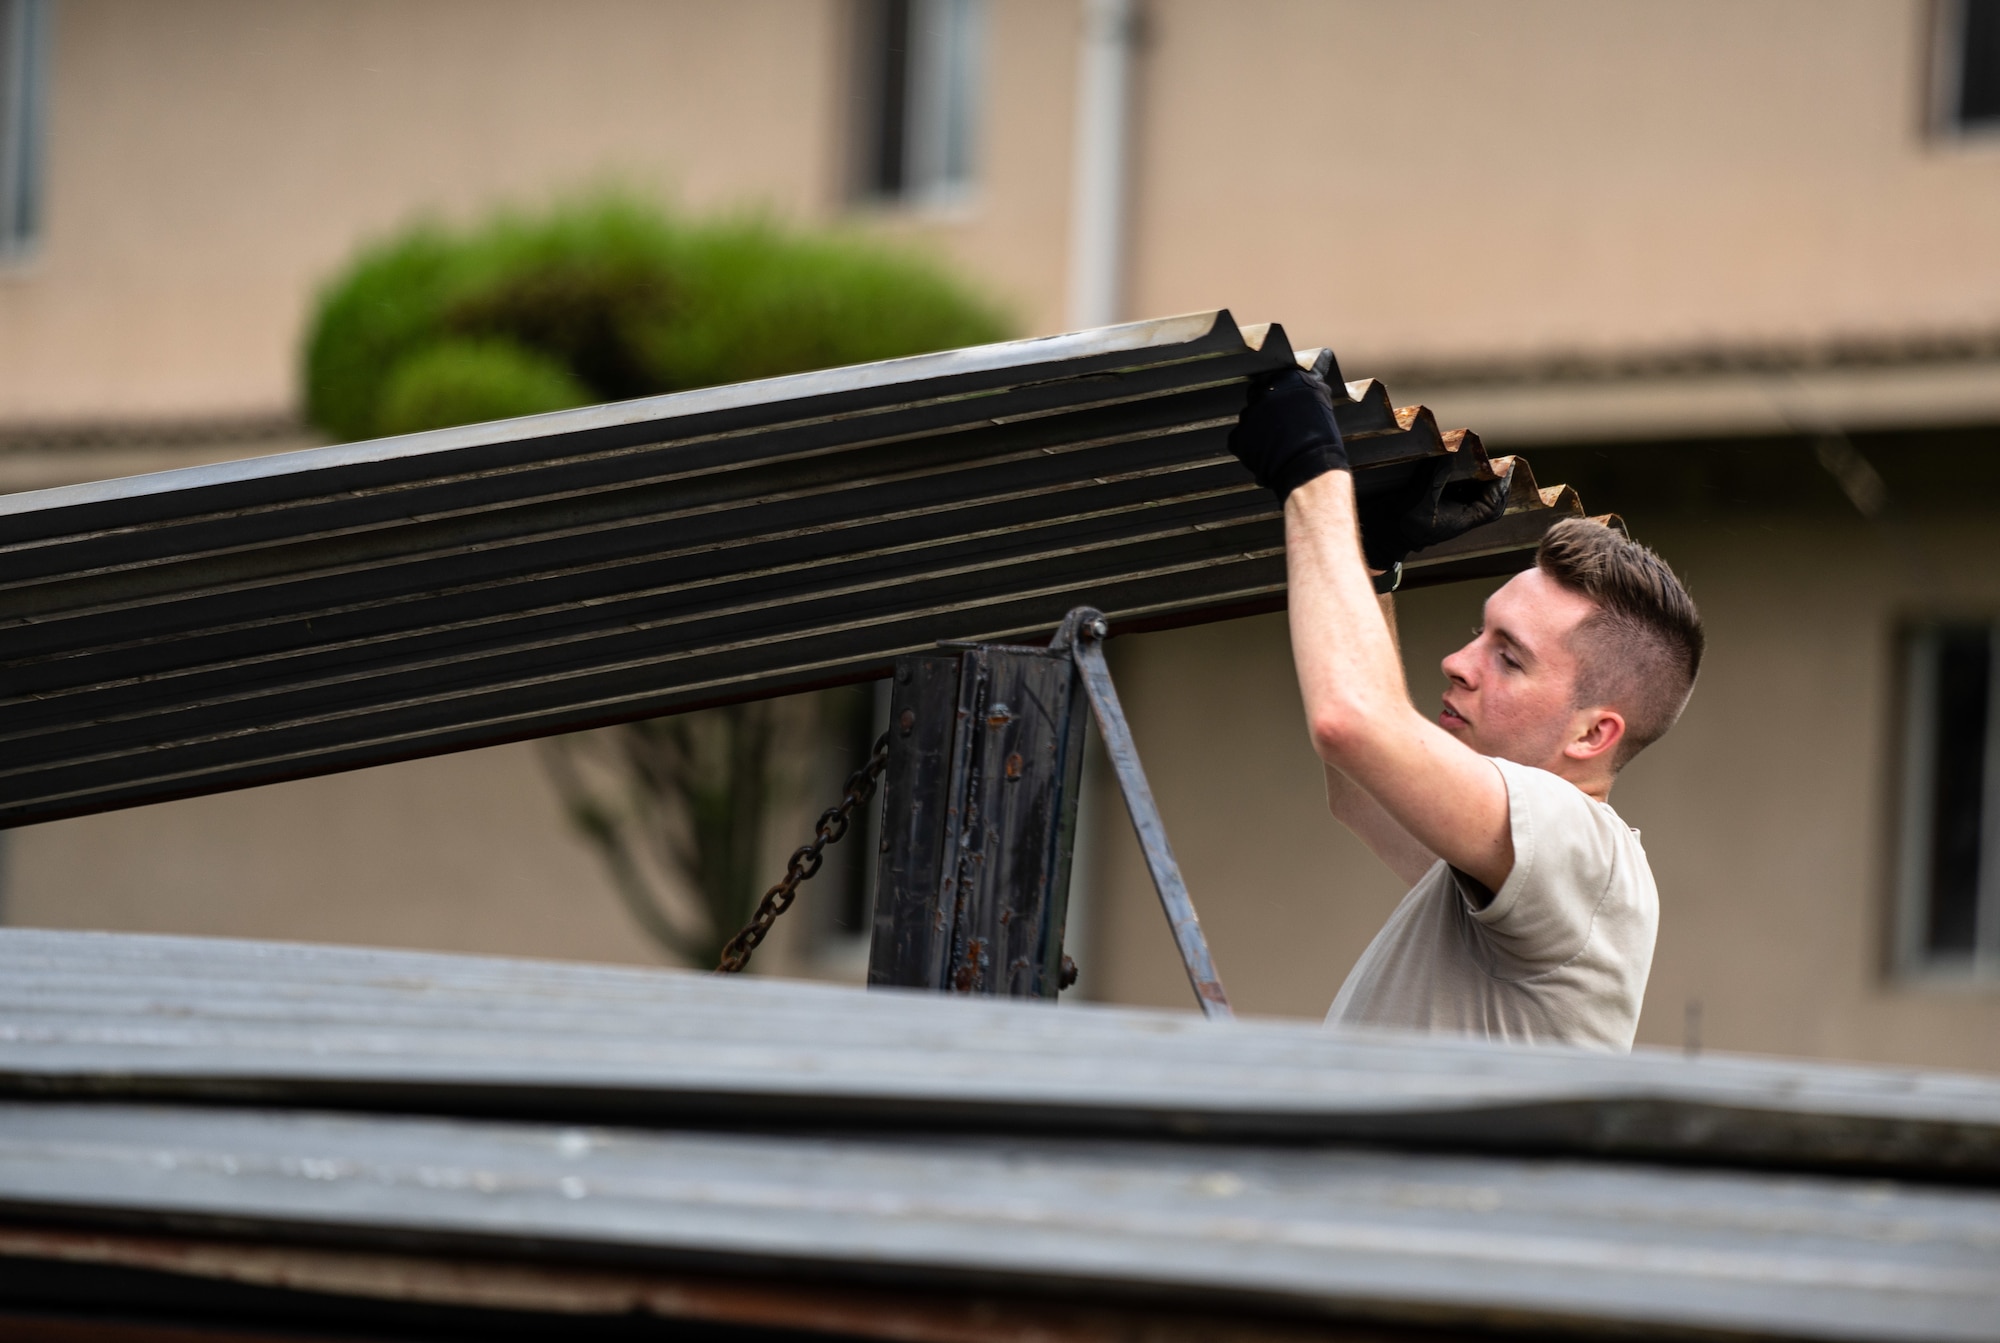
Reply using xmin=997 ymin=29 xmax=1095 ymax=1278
xmin=1502 ymin=750 xmax=1614 ymax=804
xmin=1564 ymin=767 xmax=1615 ymax=805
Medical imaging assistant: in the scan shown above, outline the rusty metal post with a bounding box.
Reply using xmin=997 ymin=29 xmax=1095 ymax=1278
xmin=867 ymin=629 xmax=1089 ymax=999
xmin=868 ymin=608 xmax=1230 ymax=1018
xmin=867 ymin=654 xmax=966 ymax=990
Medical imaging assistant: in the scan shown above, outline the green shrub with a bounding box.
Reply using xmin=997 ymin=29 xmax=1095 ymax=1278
xmin=377 ymin=340 xmax=593 ymax=437
xmin=302 ymin=196 xmax=1013 ymax=442
xmin=302 ymin=228 xmax=460 ymax=443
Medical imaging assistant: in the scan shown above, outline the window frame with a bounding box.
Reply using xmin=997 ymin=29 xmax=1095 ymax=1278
xmin=0 ymin=0 xmax=50 ymax=266
xmin=1931 ymin=0 xmax=2000 ymax=140
xmin=851 ymin=0 xmax=986 ymax=211
xmin=1894 ymin=618 xmax=2000 ymax=985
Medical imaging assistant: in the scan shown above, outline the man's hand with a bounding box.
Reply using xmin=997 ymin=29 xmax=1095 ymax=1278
xmin=1359 ymin=458 xmax=1511 ymax=573
xmin=1227 ymin=368 xmax=1349 ymax=501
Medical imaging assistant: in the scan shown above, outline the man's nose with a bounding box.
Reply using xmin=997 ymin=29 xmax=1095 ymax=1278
xmin=1441 ymin=643 xmax=1476 ymax=688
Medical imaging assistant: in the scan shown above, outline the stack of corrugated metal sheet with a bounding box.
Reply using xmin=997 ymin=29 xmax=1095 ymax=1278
xmin=0 ymin=312 xmax=1589 ymax=828
xmin=1 ymin=929 xmax=1996 ymax=1342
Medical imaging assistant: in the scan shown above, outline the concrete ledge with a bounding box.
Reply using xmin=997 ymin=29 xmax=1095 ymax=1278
xmin=1400 ymin=358 xmax=2000 ymax=448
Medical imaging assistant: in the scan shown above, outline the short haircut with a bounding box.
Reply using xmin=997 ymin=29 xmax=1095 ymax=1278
xmin=1535 ymin=519 xmax=1704 ymax=770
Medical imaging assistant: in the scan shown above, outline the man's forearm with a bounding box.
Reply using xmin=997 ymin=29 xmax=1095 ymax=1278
xmin=1300 ymin=505 xmax=1440 ymax=881
xmin=1284 ymin=472 xmax=1415 ymax=756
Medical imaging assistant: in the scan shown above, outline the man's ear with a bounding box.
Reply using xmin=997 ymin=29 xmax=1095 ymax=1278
xmin=1565 ymin=708 xmax=1626 ymax=765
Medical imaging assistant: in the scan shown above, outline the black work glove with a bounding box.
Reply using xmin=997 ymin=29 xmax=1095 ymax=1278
xmin=1358 ymin=457 xmax=1512 ymax=572
xmin=1227 ymin=368 xmax=1349 ymax=502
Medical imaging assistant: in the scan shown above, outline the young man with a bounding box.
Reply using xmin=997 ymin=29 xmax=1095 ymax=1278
xmin=1228 ymin=369 xmax=1704 ymax=1050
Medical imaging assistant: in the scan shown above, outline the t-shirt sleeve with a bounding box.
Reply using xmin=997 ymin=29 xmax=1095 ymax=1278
xmin=1458 ymin=757 xmax=1622 ymax=975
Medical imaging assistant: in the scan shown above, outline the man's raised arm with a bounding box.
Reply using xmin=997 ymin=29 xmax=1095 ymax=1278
xmin=1227 ymin=371 xmax=1513 ymax=893
xmin=1284 ymin=472 xmax=1511 ymax=891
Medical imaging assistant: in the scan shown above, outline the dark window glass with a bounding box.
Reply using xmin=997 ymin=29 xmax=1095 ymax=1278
xmin=1925 ymin=628 xmax=1990 ymax=954
xmin=862 ymin=0 xmax=912 ymax=198
xmin=1955 ymin=0 xmax=2000 ymax=128
xmin=0 ymin=0 xmax=49 ymax=258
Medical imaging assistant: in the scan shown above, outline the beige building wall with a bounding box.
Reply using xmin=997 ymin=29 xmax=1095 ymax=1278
xmin=1 ymin=0 xmax=854 ymax=421
xmin=1089 ymin=508 xmax=2000 ymax=1073
xmin=8 ymin=2 xmax=1999 ymax=428
xmin=0 ymin=0 xmax=1091 ymax=427
xmin=4 ymin=726 xmax=862 ymax=980
xmin=1124 ymin=0 xmax=2000 ymax=365
xmin=5 ymin=743 xmax=653 ymax=963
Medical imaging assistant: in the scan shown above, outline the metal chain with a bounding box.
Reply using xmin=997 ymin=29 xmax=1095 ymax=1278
xmin=715 ymin=730 xmax=891 ymax=974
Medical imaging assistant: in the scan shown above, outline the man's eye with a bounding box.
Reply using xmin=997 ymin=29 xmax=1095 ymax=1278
xmin=1500 ymin=653 xmax=1522 ymax=670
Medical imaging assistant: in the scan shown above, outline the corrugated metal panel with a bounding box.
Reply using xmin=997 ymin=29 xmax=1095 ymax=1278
xmin=5 ymin=931 xmax=1995 ymax=1175
xmin=2 ymin=1102 xmax=1995 ymax=1342
xmin=0 ymin=312 xmax=1583 ymax=827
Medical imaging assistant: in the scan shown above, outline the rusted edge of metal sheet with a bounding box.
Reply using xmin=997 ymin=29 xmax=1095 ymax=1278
xmin=1 ymin=1101 xmax=1993 ymax=1342
xmin=0 ymin=1225 xmax=1435 ymax=1343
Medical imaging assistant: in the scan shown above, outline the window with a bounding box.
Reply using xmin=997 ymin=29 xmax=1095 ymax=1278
xmin=1937 ymin=0 xmax=2000 ymax=134
xmin=1897 ymin=622 xmax=2000 ymax=979
xmin=0 ymin=0 xmax=48 ymax=262
xmin=855 ymin=0 xmax=985 ymax=206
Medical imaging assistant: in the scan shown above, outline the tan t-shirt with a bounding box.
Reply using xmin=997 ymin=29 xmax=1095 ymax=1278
xmin=1325 ymin=757 xmax=1658 ymax=1051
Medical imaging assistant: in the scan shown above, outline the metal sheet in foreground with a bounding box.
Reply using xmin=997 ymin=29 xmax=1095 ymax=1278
xmin=0 ymin=312 xmax=1581 ymax=827
xmin=1 ymin=1102 xmax=1994 ymax=1343
xmin=5 ymin=930 xmax=1998 ymax=1175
